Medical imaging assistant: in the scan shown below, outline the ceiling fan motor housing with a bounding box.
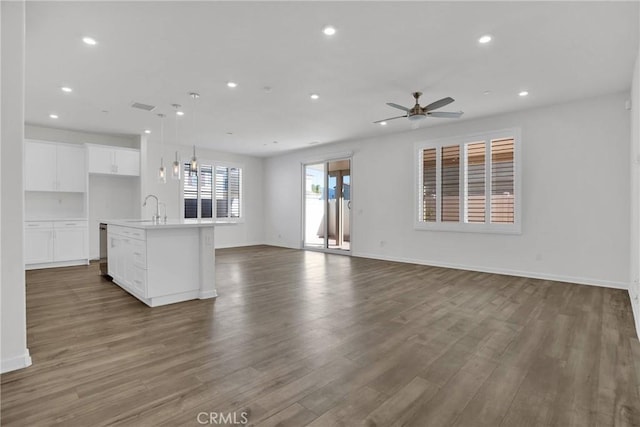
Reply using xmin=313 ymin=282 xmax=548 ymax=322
xmin=409 ymin=92 xmax=426 ymax=119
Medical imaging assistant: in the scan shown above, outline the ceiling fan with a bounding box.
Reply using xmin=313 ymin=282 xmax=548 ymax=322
xmin=374 ymin=92 xmax=464 ymax=124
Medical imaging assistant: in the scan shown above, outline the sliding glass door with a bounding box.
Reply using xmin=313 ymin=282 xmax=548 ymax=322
xmin=303 ymin=158 xmax=351 ymax=252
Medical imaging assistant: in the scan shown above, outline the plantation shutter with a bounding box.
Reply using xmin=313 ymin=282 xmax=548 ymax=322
xmin=465 ymin=142 xmax=486 ymax=223
xmin=490 ymin=138 xmax=515 ymax=224
xmin=200 ymin=165 xmax=213 ymax=218
xmin=229 ymin=167 xmax=241 ymax=218
xmin=215 ymin=166 xmax=229 ymax=218
xmin=422 ymin=148 xmax=437 ymax=222
xmin=441 ymin=145 xmax=460 ymax=222
xmin=183 ymin=163 xmax=198 ymax=219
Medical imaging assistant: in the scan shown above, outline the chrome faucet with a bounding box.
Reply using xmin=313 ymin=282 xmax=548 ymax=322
xmin=158 ymin=202 xmax=167 ymax=223
xmin=143 ymin=194 xmax=160 ymax=223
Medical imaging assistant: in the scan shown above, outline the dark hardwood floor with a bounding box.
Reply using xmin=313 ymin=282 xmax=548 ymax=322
xmin=2 ymin=245 xmax=640 ymax=426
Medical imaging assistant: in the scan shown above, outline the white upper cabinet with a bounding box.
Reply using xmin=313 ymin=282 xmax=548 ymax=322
xmin=56 ymin=144 xmax=86 ymax=192
xmin=87 ymin=144 xmax=140 ymax=176
xmin=86 ymin=145 xmax=113 ymax=175
xmin=114 ymin=149 xmax=140 ymax=176
xmin=24 ymin=140 xmax=87 ymax=192
xmin=24 ymin=141 xmax=57 ymax=191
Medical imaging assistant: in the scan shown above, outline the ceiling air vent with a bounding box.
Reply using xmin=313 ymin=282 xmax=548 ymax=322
xmin=131 ymin=102 xmax=156 ymax=112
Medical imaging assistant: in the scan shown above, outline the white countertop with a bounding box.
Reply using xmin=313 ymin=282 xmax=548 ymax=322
xmin=102 ymin=218 xmax=237 ymax=230
xmin=25 ymin=218 xmax=88 ymax=222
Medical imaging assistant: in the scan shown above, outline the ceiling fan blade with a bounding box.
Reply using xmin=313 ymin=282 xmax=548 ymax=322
xmin=427 ymin=111 xmax=464 ymax=118
xmin=386 ymin=102 xmax=410 ymax=112
xmin=373 ymin=115 xmax=407 ymax=124
xmin=424 ymin=97 xmax=455 ymax=111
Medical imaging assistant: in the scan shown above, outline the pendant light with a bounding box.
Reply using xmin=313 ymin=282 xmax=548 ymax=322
xmin=171 ymin=103 xmax=183 ymax=179
xmin=157 ymin=113 xmax=166 ymax=183
xmin=171 ymin=151 xmax=181 ymax=180
xmin=190 ymin=145 xmax=198 ymax=174
xmin=189 ymin=92 xmax=200 ymax=175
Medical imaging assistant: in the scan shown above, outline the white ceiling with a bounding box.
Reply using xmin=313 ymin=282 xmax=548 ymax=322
xmin=25 ymin=1 xmax=639 ymax=156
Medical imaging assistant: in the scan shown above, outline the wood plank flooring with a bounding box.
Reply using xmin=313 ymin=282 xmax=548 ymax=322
xmin=2 ymin=245 xmax=640 ymax=426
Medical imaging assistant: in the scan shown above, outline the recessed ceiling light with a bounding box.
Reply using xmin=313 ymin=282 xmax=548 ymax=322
xmin=176 ymin=111 xmax=185 ymax=116
xmin=379 ymin=121 xmax=387 ymax=126
xmin=61 ymin=86 xmax=73 ymax=93
xmin=519 ymin=90 xmax=529 ymax=97
xmin=144 ymin=129 xmax=151 ymax=134
xmin=82 ymin=37 xmax=97 ymax=46
xmin=478 ymin=35 xmax=492 ymax=44
xmin=322 ymin=25 xmax=336 ymax=36
xmin=310 ymin=93 xmax=319 ymax=100
xmin=483 ymin=90 xmax=491 ymax=95
xmin=49 ymin=114 xmax=58 ymax=119
xmin=227 ymin=81 xmax=237 ymax=88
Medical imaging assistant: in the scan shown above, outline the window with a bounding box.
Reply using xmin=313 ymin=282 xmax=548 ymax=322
xmin=416 ymin=129 xmax=520 ymax=233
xmin=183 ymin=161 xmax=242 ymax=220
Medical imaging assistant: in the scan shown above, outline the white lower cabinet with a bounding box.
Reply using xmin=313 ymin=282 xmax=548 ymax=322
xmin=24 ymin=220 xmax=88 ymax=269
xmin=108 ymin=226 xmax=147 ymax=298
xmin=24 ymin=228 xmax=54 ymax=264
xmin=54 ymin=223 xmax=87 ymax=261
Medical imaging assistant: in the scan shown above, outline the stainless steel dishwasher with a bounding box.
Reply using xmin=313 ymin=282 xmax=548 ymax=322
xmin=99 ymin=223 xmax=111 ymax=279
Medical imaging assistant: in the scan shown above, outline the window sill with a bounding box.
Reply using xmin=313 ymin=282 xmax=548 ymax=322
xmin=414 ymin=222 xmax=521 ymax=235
xmin=215 ymin=217 xmax=244 ymax=224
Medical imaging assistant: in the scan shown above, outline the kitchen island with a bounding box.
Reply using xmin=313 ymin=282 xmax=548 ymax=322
xmin=103 ymin=219 xmax=232 ymax=307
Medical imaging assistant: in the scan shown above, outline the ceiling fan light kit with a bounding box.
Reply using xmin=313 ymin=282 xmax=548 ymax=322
xmin=375 ymin=91 xmax=464 ymax=124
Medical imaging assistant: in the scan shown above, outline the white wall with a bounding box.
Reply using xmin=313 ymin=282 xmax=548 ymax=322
xmin=141 ymin=138 xmax=265 ymax=248
xmin=1 ymin=0 xmax=31 ymax=373
xmin=265 ymin=92 xmax=631 ymax=289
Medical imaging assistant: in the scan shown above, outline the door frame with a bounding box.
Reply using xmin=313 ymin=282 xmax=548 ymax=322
xmin=300 ymin=153 xmax=353 ymax=255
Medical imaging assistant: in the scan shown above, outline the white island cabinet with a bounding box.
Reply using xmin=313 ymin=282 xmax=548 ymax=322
xmin=105 ymin=219 xmax=228 ymax=307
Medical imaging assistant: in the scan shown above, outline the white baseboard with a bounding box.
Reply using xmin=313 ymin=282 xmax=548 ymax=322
xmin=354 ymin=251 xmax=629 ymax=290
xmin=215 ymin=241 xmax=266 ymax=249
xmin=199 ymin=290 xmax=218 ymax=299
xmin=25 ymin=259 xmax=90 ymax=270
xmin=1 ymin=349 xmax=32 ymax=373
xmin=630 ymin=290 xmax=640 ymax=340
xmin=263 ymin=241 xmax=299 ymax=250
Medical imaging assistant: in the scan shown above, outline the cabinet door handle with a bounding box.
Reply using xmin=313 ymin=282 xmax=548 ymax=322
xmin=27 ymin=224 xmax=38 ymax=227
xmin=133 ymin=252 xmax=142 ymax=256
xmin=65 ymin=223 xmax=76 ymax=226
